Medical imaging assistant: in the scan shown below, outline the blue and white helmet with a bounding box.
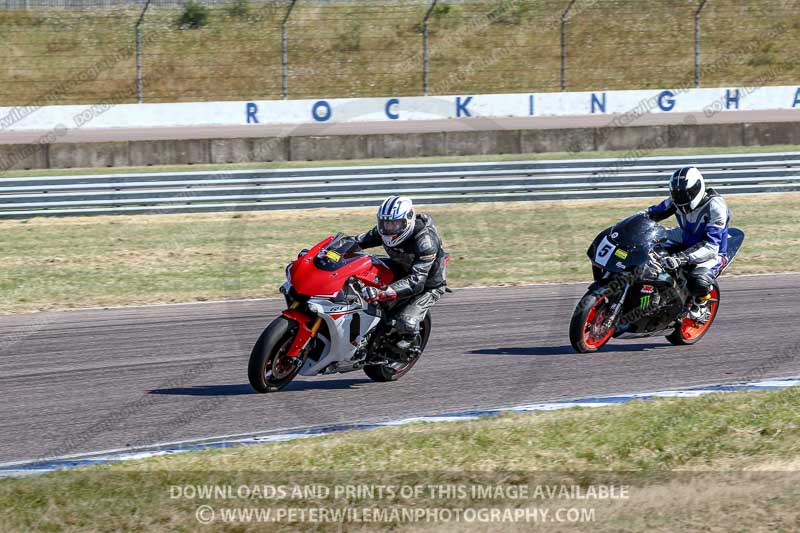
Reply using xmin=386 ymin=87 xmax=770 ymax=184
xmin=670 ymin=166 xmax=706 ymax=213
xmin=377 ymin=195 xmax=415 ymax=247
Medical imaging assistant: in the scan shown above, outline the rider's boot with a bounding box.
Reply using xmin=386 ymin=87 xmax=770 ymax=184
xmin=395 ymin=334 xmax=422 ymax=357
xmin=687 ymin=292 xmax=713 ymax=323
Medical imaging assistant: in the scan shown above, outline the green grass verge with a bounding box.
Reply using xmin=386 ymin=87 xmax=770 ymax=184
xmin=1 ymin=387 xmax=799 ymax=531
xmin=2 ymin=143 xmax=800 ymax=179
xmin=1 ymin=191 xmax=799 ymax=314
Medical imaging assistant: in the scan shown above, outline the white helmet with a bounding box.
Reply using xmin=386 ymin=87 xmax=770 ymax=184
xmin=377 ymin=195 xmax=415 ymax=247
xmin=670 ymin=166 xmax=706 ymax=213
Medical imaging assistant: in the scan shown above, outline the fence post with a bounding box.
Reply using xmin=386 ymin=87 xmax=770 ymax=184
xmin=422 ymin=0 xmax=438 ymax=96
xmin=694 ymin=0 xmax=708 ymax=88
xmin=135 ymin=0 xmax=152 ymax=104
xmin=282 ymin=0 xmax=298 ymax=100
xmin=560 ymin=0 xmax=577 ymax=91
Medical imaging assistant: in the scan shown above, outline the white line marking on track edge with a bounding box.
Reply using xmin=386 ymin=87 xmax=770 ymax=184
xmin=1 ymin=375 xmax=798 ymax=478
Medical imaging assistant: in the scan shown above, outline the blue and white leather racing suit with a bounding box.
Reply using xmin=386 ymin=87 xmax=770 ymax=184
xmin=646 ymin=188 xmax=731 ymax=297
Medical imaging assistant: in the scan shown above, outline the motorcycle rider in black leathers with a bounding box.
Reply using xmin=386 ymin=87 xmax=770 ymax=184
xmin=353 ymin=195 xmax=448 ymax=353
xmin=645 ymin=166 xmax=731 ymax=322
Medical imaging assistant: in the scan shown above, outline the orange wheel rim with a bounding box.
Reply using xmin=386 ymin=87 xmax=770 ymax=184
xmin=680 ymin=286 xmax=720 ymax=340
xmin=583 ymin=296 xmax=615 ymax=349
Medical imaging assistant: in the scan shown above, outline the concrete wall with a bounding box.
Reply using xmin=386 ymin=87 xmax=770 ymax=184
xmin=4 ymin=120 xmax=800 ymax=171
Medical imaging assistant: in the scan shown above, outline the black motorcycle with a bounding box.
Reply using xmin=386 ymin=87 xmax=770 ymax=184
xmin=569 ymin=213 xmax=745 ymax=353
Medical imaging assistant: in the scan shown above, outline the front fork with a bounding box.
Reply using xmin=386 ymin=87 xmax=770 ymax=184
xmin=601 ymin=280 xmax=630 ymax=331
xmin=282 ymin=303 xmax=324 ymax=358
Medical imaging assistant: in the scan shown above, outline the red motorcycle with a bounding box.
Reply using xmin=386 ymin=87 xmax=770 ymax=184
xmin=248 ymin=233 xmax=434 ymax=392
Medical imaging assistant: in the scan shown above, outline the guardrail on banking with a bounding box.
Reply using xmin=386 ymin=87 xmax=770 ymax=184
xmin=2 ymin=152 xmax=799 ymax=219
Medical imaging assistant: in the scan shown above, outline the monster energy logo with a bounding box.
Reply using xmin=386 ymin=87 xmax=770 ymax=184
xmin=640 ymin=295 xmax=651 ymax=310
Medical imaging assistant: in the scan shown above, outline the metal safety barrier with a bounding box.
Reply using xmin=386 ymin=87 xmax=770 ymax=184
xmin=2 ymin=151 xmax=799 ymax=219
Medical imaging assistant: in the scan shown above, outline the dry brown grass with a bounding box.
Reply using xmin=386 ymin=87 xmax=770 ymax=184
xmin=441 ymin=471 xmax=800 ymax=532
xmin=0 ymin=0 xmax=798 ymax=104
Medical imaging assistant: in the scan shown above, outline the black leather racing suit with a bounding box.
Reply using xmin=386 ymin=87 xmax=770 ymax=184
xmin=355 ymin=213 xmax=448 ymax=336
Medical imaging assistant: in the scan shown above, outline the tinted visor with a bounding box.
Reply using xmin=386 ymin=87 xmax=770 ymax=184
xmin=378 ymin=218 xmax=407 ymax=236
xmin=671 ymin=188 xmax=693 ymax=207
xmin=671 ymin=179 xmax=702 ymax=211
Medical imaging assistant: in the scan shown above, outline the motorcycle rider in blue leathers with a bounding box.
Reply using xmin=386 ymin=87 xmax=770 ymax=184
xmin=645 ymin=166 xmax=731 ymax=322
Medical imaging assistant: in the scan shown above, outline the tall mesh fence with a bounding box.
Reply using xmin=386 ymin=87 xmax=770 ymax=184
xmin=428 ymin=0 xmax=567 ymax=94
xmin=140 ymin=3 xmax=285 ymax=101
xmin=285 ymin=1 xmax=428 ymax=98
xmin=565 ymin=0 xmax=698 ymax=90
xmin=0 ymin=0 xmax=797 ymax=105
xmin=700 ymin=0 xmax=798 ymax=87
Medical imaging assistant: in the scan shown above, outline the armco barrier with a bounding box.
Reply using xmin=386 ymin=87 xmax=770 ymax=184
xmin=1 ymin=152 xmax=799 ymax=219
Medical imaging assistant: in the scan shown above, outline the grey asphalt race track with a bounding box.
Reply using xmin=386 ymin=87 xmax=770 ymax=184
xmin=3 ymin=110 xmax=800 ymax=144
xmin=1 ymin=274 xmax=799 ymax=465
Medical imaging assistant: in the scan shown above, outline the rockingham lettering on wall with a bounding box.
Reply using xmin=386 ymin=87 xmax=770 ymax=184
xmin=1 ymin=85 xmax=798 ymax=131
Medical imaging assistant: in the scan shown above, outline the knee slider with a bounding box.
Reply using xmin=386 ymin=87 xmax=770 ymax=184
xmin=687 ymin=268 xmax=714 ymax=296
xmin=394 ymin=315 xmax=420 ymax=336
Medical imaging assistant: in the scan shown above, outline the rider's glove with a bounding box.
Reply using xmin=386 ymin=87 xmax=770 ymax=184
xmin=361 ymin=286 xmax=397 ymax=302
xmin=661 ymin=253 xmax=688 ymax=271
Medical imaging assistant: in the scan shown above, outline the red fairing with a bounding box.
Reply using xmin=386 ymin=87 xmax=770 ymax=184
xmin=289 ymin=237 xmax=394 ymax=296
xmin=282 ymin=308 xmax=315 ymax=357
xmin=354 ymin=261 xmax=393 ymax=289
xmin=288 ymin=236 xmax=336 ymax=296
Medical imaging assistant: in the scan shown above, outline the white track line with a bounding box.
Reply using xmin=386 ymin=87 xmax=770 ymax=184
xmin=2 ymin=375 xmax=798 ymax=477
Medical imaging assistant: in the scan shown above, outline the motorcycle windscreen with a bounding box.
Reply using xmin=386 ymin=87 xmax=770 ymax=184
xmin=289 ymin=234 xmax=367 ymax=297
xmin=312 ymin=233 xmax=394 ymax=286
xmin=591 ymin=214 xmax=668 ymax=272
xmin=312 ymin=234 xmax=366 ymax=272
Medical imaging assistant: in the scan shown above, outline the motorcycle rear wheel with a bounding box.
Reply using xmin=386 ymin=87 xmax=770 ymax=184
xmin=364 ymin=314 xmax=431 ymax=382
xmin=666 ymin=284 xmax=720 ymax=346
xmin=570 ymin=291 xmax=615 ymax=353
xmin=248 ymin=316 xmax=303 ymax=393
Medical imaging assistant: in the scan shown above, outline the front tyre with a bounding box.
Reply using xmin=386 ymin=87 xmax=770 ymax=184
xmin=570 ymin=291 xmax=616 ymax=353
xmin=248 ymin=316 xmax=303 ymax=393
xmin=364 ymin=314 xmax=432 ymax=382
xmin=666 ymin=284 xmax=720 ymax=346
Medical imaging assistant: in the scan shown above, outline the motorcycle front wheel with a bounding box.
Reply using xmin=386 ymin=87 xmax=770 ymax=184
xmin=248 ymin=316 xmax=304 ymax=393
xmin=570 ymin=291 xmax=616 ymax=353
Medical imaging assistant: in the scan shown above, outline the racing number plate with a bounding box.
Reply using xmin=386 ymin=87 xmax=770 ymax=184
xmin=594 ymin=236 xmax=617 ymax=267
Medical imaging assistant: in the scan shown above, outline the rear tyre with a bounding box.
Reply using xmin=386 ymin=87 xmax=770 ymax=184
xmin=570 ymin=291 xmax=616 ymax=353
xmin=364 ymin=314 xmax=431 ymax=382
xmin=666 ymin=284 xmax=720 ymax=346
xmin=248 ymin=316 xmax=303 ymax=393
